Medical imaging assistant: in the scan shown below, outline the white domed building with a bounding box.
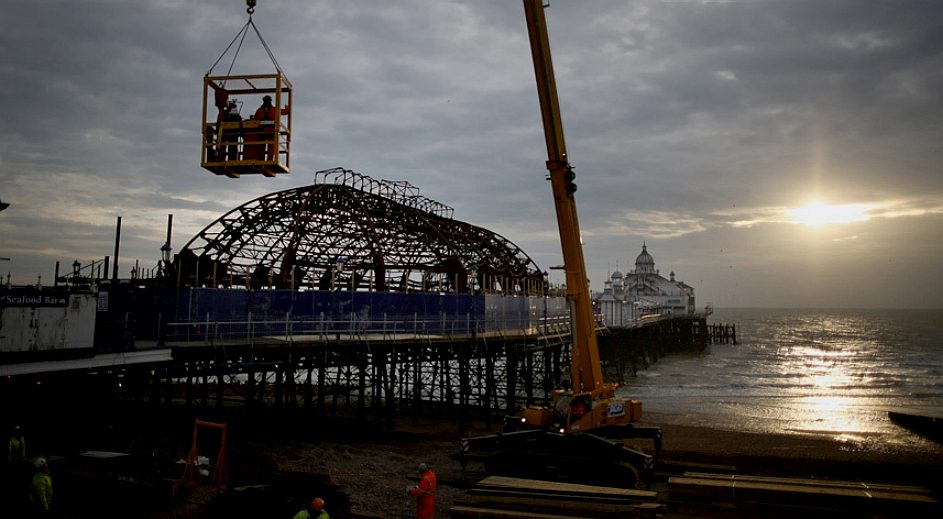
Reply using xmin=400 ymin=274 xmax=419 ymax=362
xmin=594 ymin=244 xmax=698 ymax=327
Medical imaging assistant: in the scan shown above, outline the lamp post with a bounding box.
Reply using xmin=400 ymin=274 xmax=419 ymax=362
xmin=467 ymin=263 xmax=478 ymax=294
xmin=467 ymin=263 xmax=479 ymax=337
xmin=72 ymin=260 xmax=81 ymax=283
xmin=160 ymin=241 xmax=172 ymax=276
xmin=333 ymin=255 xmax=345 ymax=291
xmin=331 ymin=256 xmax=346 ymax=339
xmin=542 ymin=270 xmax=550 ymax=330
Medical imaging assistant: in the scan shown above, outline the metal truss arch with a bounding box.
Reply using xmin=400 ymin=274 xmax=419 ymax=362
xmin=178 ymin=168 xmax=545 ymax=294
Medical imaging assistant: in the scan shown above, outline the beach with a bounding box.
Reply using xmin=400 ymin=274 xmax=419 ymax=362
xmin=8 ymin=399 xmax=940 ymax=518
xmin=647 ymin=412 xmax=943 ymax=484
xmin=150 ymin=410 xmax=942 ymax=519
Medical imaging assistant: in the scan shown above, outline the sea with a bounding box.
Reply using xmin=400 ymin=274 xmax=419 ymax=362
xmin=617 ymin=308 xmax=943 ymax=454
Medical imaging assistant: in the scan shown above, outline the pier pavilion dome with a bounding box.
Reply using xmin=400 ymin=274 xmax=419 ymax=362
xmin=610 ymin=269 xmax=624 ymax=290
xmin=595 ymin=243 xmax=697 ymax=326
xmin=634 ymin=243 xmax=656 ymax=275
xmin=175 ymin=167 xmax=545 ymax=295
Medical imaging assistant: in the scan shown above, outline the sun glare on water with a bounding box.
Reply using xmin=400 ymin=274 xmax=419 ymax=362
xmin=786 ymin=201 xmax=874 ymax=226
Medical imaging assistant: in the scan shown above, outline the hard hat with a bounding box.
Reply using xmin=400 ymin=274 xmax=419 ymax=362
xmin=263 ymin=95 xmax=272 ymax=102
xmin=34 ymin=457 xmax=47 ymax=468
xmin=312 ymin=497 xmax=325 ymax=511
xmin=418 ymin=462 xmax=429 ymax=472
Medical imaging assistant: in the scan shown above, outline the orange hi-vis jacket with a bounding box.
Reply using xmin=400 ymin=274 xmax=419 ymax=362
xmin=408 ymin=469 xmax=436 ymax=519
xmin=253 ymin=105 xmax=289 ymax=122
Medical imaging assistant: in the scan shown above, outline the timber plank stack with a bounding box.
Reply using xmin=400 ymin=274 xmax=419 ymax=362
xmin=449 ymin=475 xmax=663 ymax=518
xmin=669 ymin=472 xmax=941 ymax=518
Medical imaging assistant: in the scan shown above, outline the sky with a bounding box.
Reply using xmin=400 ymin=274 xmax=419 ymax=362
xmin=1 ymin=0 xmax=940 ymax=309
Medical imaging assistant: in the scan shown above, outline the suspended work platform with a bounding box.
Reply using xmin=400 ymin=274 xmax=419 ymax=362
xmin=201 ymin=72 xmax=292 ymax=178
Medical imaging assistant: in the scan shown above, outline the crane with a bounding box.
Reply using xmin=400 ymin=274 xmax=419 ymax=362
xmin=524 ymin=0 xmax=610 ymax=413
xmin=458 ymin=0 xmax=662 ymax=488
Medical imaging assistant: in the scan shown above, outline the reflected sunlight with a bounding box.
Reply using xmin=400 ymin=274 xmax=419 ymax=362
xmin=786 ymin=201 xmax=875 ymax=226
xmin=803 ymin=394 xmax=847 ymax=415
xmin=810 ymin=372 xmax=852 ymax=388
xmin=784 ymin=344 xmax=869 ymax=434
xmin=798 ymin=394 xmax=866 ymax=433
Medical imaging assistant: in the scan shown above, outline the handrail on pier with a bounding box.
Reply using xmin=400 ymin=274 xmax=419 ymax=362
xmin=165 ymin=313 xmax=575 ymax=346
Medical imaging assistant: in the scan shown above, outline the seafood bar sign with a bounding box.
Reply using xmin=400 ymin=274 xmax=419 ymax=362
xmin=0 ymin=291 xmax=69 ymax=307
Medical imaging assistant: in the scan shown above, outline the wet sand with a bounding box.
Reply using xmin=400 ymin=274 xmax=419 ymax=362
xmin=646 ymin=412 xmax=943 ymax=487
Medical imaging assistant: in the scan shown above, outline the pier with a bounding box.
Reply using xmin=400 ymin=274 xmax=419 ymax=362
xmin=1 ymin=286 xmax=735 ymax=434
xmin=598 ymin=315 xmax=736 ymax=384
xmin=0 ymin=285 xmax=736 ymax=430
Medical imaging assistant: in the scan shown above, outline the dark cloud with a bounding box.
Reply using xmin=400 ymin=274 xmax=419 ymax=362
xmin=0 ymin=0 xmax=940 ymax=308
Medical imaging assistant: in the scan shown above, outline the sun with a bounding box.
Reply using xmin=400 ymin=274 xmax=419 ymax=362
xmin=786 ymin=201 xmax=874 ymax=226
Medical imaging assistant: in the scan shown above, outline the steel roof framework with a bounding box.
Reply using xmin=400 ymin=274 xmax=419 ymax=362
xmin=179 ymin=168 xmax=545 ymax=295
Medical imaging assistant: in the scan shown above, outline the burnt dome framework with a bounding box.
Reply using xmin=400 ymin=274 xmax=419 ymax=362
xmin=177 ymin=167 xmax=545 ymax=295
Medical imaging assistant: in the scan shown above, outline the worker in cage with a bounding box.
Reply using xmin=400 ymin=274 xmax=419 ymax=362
xmin=217 ymin=98 xmax=243 ymax=161
xmin=253 ymin=95 xmax=289 ymax=161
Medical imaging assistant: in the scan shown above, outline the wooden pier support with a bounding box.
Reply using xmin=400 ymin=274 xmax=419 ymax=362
xmin=142 ymin=318 xmax=711 ymax=424
xmin=707 ymin=323 xmax=737 ymax=344
xmin=3 ymin=315 xmax=731 ymax=434
xmin=598 ymin=316 xmax=735 ymax=384
xmin=137 ymin=331 xmax=564 ymax=428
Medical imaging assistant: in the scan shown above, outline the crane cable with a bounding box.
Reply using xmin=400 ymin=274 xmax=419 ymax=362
xmin=205 ymin=7 xmax=289 ymax=87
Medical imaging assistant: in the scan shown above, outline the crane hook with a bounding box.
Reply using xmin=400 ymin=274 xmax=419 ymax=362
xmin=246 ymin=0 xmax=256 ymax=15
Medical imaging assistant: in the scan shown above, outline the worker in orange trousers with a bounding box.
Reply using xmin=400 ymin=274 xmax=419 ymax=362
xmin=407 ymin=462 xmax=436 ymax=519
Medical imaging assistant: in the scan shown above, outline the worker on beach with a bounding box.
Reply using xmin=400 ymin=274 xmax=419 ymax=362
xmin=253 ymin=95 xmax=289 ymax=161
xmin=407 ymin=462 xmax=436 ymax=519
xmin=293 ymin=496 xmax=329 ymax=519
xmin=5 ymin=425 xmax=29 ymax=513
xmin=30 ymin=457 xmax=52 ymax=515
xmin=7 ymin=425 xmax=27 ymax=466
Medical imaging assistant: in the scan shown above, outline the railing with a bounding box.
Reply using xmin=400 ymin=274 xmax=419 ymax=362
xmin=165 ymin=312 xmax=575 ymax=346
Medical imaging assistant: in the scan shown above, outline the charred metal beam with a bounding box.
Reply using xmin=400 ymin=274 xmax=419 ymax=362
xmin=178 ymin=168 xmax=544 ymax=295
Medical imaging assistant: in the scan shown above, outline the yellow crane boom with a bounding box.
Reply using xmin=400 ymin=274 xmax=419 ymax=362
xmin=459 ymin=2 xmax=662 ymax=489
xmin=523 ymin=0 xmax=603 ymax=393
